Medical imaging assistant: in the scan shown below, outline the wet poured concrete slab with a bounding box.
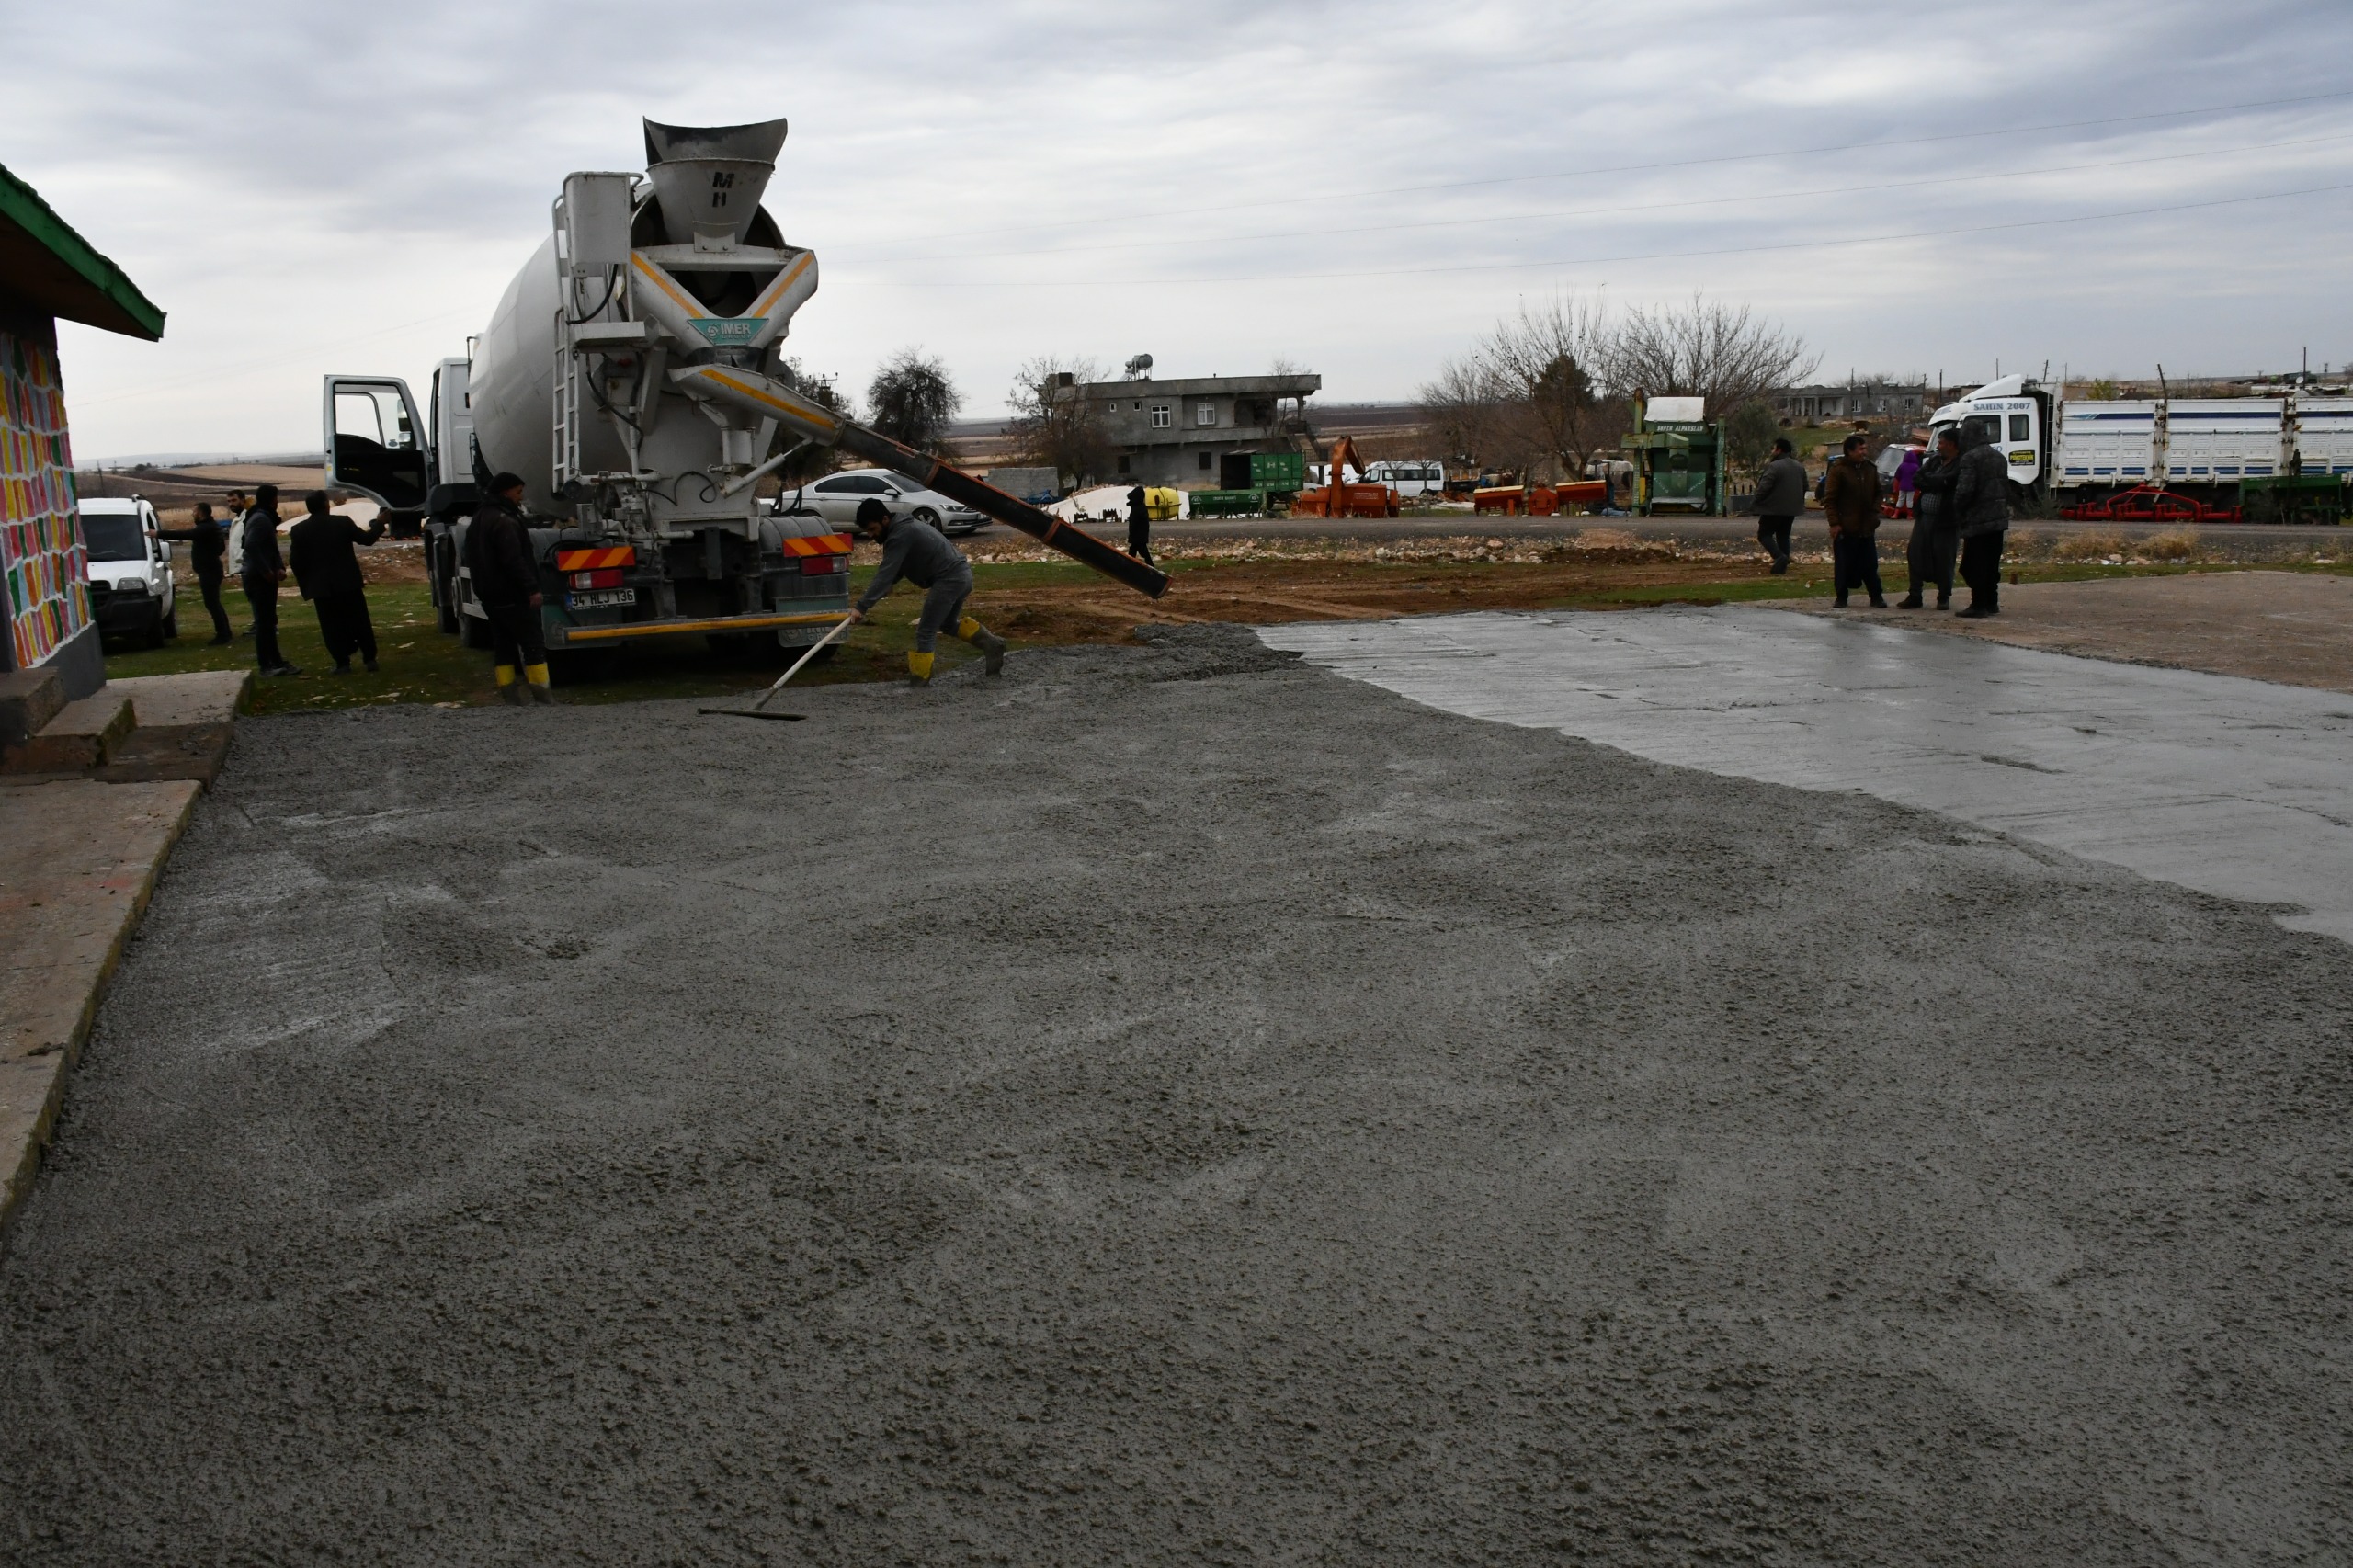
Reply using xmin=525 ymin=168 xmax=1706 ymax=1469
xmin=1262 ymin=608 xmax=2353 ymax=943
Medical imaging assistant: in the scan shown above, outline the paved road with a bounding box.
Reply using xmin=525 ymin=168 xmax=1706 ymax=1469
xmin=3 ymin=628 xmax=2347 ymax=1562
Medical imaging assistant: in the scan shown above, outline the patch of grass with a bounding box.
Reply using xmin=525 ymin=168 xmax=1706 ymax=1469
xmin=1548 ymin=574 xmax=1829 ymax=609
xmin=97 ymin=563 xmax=1078 ymax=714
xmin=2051 ymin=528 xmax=2132 ymax=562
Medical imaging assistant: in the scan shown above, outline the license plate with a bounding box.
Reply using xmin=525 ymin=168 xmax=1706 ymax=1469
xmin=565 ymin=588 xmax=637 ymax=609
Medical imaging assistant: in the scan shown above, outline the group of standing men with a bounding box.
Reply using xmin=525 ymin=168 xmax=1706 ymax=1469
xmin=1751 ymin=426 xmax=2010 ymax=618
xmin=158 ymin=483 xmax=386 ymax=676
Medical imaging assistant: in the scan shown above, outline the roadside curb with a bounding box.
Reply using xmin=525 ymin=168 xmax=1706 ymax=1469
xmin=0 ymin=774 xmax=204 ymax=1240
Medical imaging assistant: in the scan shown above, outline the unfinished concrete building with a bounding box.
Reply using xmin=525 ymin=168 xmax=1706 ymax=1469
xmin=1054 ymin=364 xmax=1322 ymax=486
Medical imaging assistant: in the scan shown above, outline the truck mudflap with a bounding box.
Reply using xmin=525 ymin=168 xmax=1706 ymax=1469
xmin=548 ymin=608 xmax=847 ymax=647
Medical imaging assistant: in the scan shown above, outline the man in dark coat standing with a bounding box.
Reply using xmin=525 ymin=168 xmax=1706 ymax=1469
xmin=289 ymin=491 xmax=386 ymax=674
xmin=1751 ymin=437 xmax=1806 ymax=574
xmin=238 ymin=483 xmax=300 ymax=676
xmin=1820 ymin=432 xmax=1886 ymax=608
xmin=161 ymin=500 xmax=233 ymax=643
xmin=1125 ymin=483 xmax=1154 ymax=565
xmin=1897 ymin=430 xmax=1961 ymax=609
xmin=463 ymin=473 xmax=552 ymax=704
xmin=1949 ymin=424 xmax=2013 ymax=618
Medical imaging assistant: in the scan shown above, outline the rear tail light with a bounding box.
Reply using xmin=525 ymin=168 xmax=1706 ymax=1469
xmin=800 ymin=554 xmax=846 ymax=575
xmin=569 ymin=568 xmax=625 ymax=589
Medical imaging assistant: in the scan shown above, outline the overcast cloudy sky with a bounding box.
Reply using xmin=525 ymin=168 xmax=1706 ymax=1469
xmin=9 ymin=0 xmax=2350 ymax=460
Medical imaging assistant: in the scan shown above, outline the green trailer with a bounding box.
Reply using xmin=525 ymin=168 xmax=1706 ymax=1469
xmin=1620 ymin=397 xmax=1726 ymax=517
xmin=1221 ymin=450 xmax=1304 ymax=493
xmin=1189 ymin=488 xmax=1277 ymax=518
xmin=2240 ymin=474 xmax=2346 ymax=526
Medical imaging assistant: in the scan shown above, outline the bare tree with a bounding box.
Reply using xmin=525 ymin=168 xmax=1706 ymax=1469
xmin=1480 ymin=294 xmax=1623 ymax=479
xmin=770 ymin=358 xmax=850 ymax=486
xmin=1601 ymin=294 xmax=1817 ymax=415
xmin=1006 ymin=355 xmax=1114 ymax=487
xmin=1421 ymin=294 xmax=1633 ymax=481
xmin=1417 ymin=353 xmax=1515 ymax=472
xmin=866 ymin=347 xmax=961 ymax=456
xmin=1722 ymin=397 xmax=1782 ymax=485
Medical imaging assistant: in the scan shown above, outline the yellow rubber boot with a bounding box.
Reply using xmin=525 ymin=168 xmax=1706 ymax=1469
xmin=524 ymin=661 xmax=555 ymax=705
xmin=494 ymin=664 xmax=525 ymax=705
xmin=958 ymin=616 xmax=1008 ymax=676
xmin=906 ymin=650 xmax=935 ymax=686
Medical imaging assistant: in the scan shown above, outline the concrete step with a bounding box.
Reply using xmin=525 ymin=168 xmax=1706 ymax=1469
xmin=2 ymin=693 xmax=136 ymax=774
xmin=0 ymin=667 xmax=69 ymax=756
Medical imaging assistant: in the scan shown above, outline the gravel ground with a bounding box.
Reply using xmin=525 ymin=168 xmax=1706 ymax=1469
xmin=3 ymin=625 xmax=2349 ymax=1564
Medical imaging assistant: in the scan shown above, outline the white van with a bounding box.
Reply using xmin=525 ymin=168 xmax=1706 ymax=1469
xmin=1365 ymin=460 xmax=1446 ymax=497
xmin=77 ymin=497 xmax=178 ymax=646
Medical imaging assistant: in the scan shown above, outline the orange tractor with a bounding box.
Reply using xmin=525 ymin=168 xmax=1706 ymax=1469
xmin=1290 ymin=437 xmax=1401 ymax=518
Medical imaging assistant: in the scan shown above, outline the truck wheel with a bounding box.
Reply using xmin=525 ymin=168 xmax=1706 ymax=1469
xmin=159 ymin=605 xmax=178 ymax=642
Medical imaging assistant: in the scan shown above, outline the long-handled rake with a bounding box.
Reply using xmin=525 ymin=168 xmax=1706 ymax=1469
xmin=698 ymin=614 xmax=856 ymax=722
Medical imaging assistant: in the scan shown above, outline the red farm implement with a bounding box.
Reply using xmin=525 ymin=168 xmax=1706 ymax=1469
xmin=1290 ymin=436 xmax=1401 ymax=519
xmin=2060 ymin=485 xmax=2241 ymax=525
xmin=1472 ymin=480 xmax=1609 ymax=517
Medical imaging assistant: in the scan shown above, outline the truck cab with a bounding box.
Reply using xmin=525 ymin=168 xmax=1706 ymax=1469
xmin=1927 ymin=374 xmax=2053 ymax=505
xmin=76 ymin=496 xmax=177 ymax=647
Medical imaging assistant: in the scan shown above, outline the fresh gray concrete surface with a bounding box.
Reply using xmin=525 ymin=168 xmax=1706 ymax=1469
xmin=1266 ymin=608 xmax=2353 ymax=945
xmin=4 ymin=626 xmax=2351 ymax=1563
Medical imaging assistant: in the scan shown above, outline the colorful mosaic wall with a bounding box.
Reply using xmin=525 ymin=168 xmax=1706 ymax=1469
xmin=0 ymin=326 xmax=86 ymax=671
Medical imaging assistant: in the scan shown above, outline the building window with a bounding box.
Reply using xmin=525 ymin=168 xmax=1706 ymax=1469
xmin=1150 ymin=405 xmax=1170 ymax=428
xmin=1195 ymin=402 xmax=1216 ymax=426
xmin=1117 ymin=454 xmax=1131 ymax=475
xmin=1199 ymin=450 xmax=1212 ymax=471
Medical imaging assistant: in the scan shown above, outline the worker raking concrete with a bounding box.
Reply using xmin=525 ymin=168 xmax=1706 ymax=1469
xmin=847 ymin=496 xmax=1007 ymax=686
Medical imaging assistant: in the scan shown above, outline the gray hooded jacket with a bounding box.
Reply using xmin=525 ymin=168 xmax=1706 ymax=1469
xmin=856 ymin=515 xmax=972 ymax=614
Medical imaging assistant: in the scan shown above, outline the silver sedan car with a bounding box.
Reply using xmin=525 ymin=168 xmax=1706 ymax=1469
xmin=778 ymin=468 xmax=987 ymax=536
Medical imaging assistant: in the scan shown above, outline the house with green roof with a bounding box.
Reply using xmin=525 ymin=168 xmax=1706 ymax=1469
xmin=0 ymin=162 xmax=164 ymax=698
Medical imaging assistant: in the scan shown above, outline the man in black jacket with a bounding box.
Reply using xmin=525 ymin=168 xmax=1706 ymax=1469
xmin=238 ymin=483 xmax=300 ymax=676
xmin=160 ymin=500 xmax=233 ymax=643
xmin=1949 ymin=426 xmax=2012 ymax=618
xmin=1750 ymin=437 xmax=1806 ymax=574
xmin=463 ymin=473 xmax=551 ymax=704
xmin=847 ymin=497 xmax=1007 ymax=686
xmin=1125 ymin=483 xmax=1154 ymax=565
xmin=1897 ymin=430 xmax=1961 ymax=609
xmin=289 ymin=491 xmax=386 ymax=674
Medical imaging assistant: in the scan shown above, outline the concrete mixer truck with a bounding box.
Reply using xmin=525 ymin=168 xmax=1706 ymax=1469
xmin=322 ymin=117 xmax=1164 ymax=666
